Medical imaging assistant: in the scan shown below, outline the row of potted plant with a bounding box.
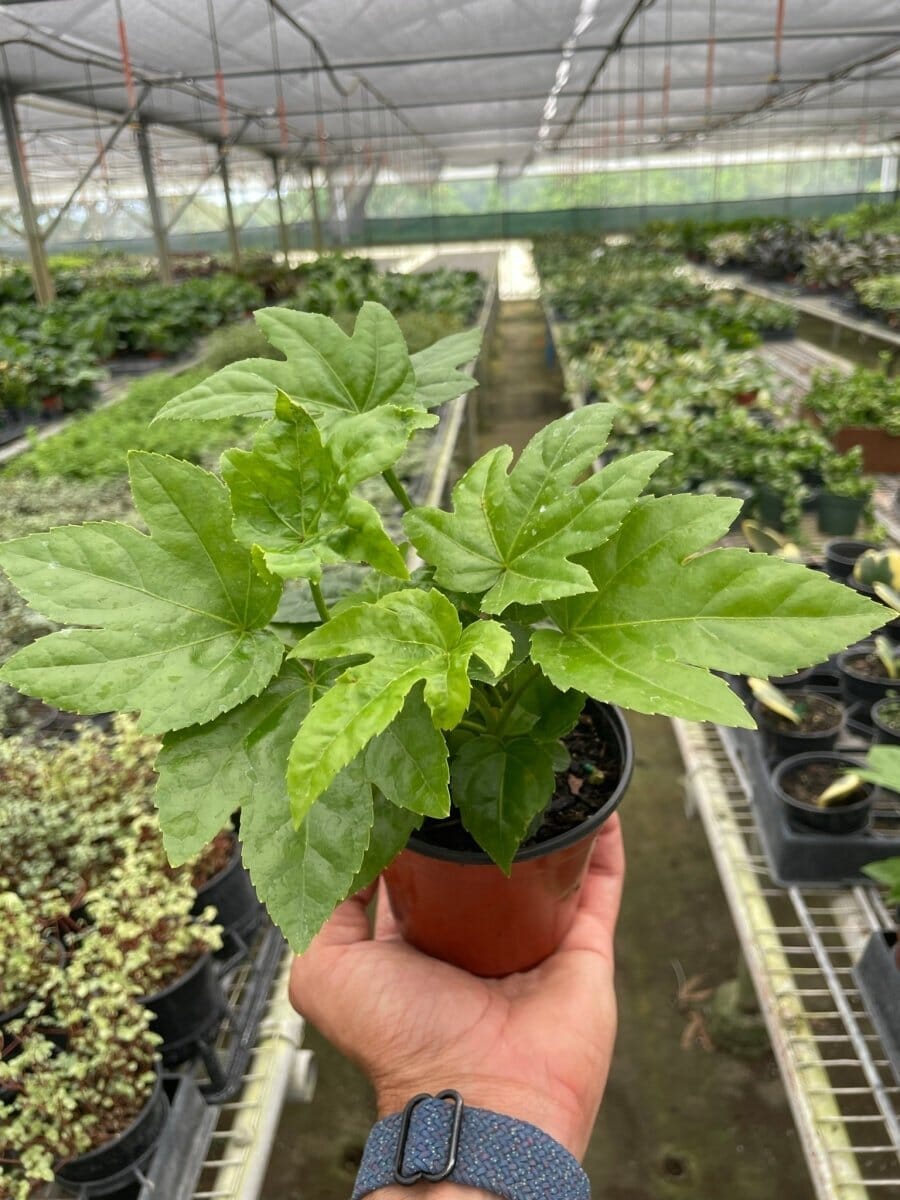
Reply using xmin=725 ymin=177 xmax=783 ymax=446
xmin=802 ymin=360 xmax=900 ymax=474
xmin=637 ymin=200 xmax=900 ymax=324
xmin=0 ymin=716 xmax=261 ymax=1196
xmin=534 ymin=240 xmax=875 ymax=534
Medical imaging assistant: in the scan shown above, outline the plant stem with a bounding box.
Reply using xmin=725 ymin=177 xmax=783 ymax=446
xmin=459 ymin=719 xmax=486 ymax=734
xmin=383 ymin=467 xmax=413 ymax=512
xmin=309 ymin=580 xmax=330 ymax=622
xmin=494 ymin=662 xmax=543 ymax=735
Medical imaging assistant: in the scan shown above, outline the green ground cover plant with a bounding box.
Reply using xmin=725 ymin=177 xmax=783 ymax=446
xmin=804 ymin=363 xmax=900 ymax=436
xmin=0 ymin=300 xmax=884 ymax=954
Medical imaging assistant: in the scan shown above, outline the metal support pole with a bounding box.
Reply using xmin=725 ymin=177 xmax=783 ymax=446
xmin=271 ymin=157 xmax=291 ymax=260
xmin=219 ymin=145 xmax=241 ymax=269
xmin=0 ymin=88 xmax=54 ymax=304
xmin=308 ymin=165 xmax=324 ymax=253
xmin=135 ymin=120 xmax=172 ymax=285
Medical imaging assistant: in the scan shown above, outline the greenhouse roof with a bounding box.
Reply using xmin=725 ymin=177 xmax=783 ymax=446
xmin=0 ymin=0 xmax=899 ymax=193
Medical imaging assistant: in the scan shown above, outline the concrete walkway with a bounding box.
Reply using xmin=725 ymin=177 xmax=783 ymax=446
xmin=259 ymin=298 xmax=815 ymax=1200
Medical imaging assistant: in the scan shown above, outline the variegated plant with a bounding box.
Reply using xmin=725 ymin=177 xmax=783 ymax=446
xmin=0 ymin=303 xmax=888 ymax=949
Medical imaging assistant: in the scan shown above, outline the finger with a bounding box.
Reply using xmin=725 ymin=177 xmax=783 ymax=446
xmin=288 ymin=884 xmax=376 ymax=1015
xmin=373 ymin=878 xmax=402 ymax=940
xmin=558 ymin=816 xmax=625 ymax=957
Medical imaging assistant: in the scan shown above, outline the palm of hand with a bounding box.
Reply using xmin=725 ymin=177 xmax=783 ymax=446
xmin=290 ymin=817 xmax=624 ymax=1157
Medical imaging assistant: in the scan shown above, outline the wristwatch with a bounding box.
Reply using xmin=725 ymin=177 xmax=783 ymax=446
xmin=352 ymin=1090 xmax=591 ymax=1199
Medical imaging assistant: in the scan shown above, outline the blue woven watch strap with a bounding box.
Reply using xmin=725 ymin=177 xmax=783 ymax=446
xmin=352 ymin=1093 xmax=590 ymax=1199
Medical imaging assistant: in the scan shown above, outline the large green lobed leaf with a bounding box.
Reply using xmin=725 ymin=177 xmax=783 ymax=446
xmin=405 ymin=407 xmax=667 ymax=613
xmin=0 ymin=453 xmax=284 ymax=732
xmin=532 ymin=493 xmax=886 ymax=727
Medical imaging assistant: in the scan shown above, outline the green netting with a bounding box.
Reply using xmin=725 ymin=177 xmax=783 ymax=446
xmin=4 ymin=190 xmax=887 ymax=259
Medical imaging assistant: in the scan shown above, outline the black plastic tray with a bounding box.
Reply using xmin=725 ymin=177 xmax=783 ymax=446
xmin=852 ymin=932 xmax=900 ymax=1087
xmin=720 ymin=726 xmax=900 ymax=887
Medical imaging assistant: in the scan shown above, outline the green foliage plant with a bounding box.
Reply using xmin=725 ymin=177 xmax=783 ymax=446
xmin=0 ymin=893 xmax=55 ymax=1014
xmin=0 ymin=717 xmax=158 ymax=902
xmin=0 ymin=302 xmax=887 ymax=953
xmin=805 ymin=362 xmax=900 ymax=437
xmin=0 ymin=968 xmax=159 ymax=1198
xmin=82 ymin=835 xmax=222 ymax=997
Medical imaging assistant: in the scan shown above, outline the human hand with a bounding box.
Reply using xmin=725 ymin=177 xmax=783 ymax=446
xmin=289 ymin=815 xmax=624 ymax=1174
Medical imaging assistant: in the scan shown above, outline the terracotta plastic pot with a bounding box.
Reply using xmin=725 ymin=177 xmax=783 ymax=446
xmin=382 ymin=703 xmax=633 ymax=977
xmin=832 ymin=426 xmax=900 ymax=475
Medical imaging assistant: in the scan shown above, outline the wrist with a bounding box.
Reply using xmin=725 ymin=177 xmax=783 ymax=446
xmin=375 ymin=1081 xmax=586 ymax=1160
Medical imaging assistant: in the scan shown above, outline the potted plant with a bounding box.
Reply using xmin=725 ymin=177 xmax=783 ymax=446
xmin=748 ymin=678 xmax=844 ymax=761
xmin=771 ymin=752 xmax=875 ymax=835
xmin=0 ymin=967 xmax=166 ymax=1198
xmin=873 ymin=697 xmax=900 ymax=746
xmin=816 ymin=448 xmax=873 ymax=536
xmin=191 ymin=828 xmax=263 ymax=952
xmin=0 ymin=718 xmax=157 ymax=906
xmin=0 ymin=303 xmax=886 ymax=975
xmin=0 ymin=894 xmax=57 ymax=1038
xmin=838 ymin=638 xmax=900 ymax=706
xmin=823 ymin=537 xmax=879 ymax=581
xmin=82 ymin=834 xmax=224 ymax=1064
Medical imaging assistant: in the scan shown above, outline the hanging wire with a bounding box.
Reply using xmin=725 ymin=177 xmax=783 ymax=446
xmin=84 ymin=61 xmax=110 ymax=190
xmin=113 ymin=0 xmax=137 ymax=112
xmin=705 ymin=0 xmax=717 ymax=126
xmin=266 ymin=0 xmax=289 ymax=152
xmin=205 ymin=0 xmax=229 ymax=141
xmin=661 ymin=0 xmax=673 ymax=138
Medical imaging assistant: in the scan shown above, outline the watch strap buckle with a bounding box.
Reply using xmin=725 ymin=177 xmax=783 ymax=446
xmin=393 ymin=1089 xmax=464 ymax=1185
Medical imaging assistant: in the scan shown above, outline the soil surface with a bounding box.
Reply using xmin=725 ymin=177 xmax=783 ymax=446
xmin=417 ymin=706 xmax=622 ymax=853
xmin=260 ymin=291 xmax=816 ymax=1200
xmin=780 ymin=761 xmax=863 ymax=808
xmin=191 ymin=831 xmax=234 ymax=889
xmin=760 ymin=693 xmax=842 ymax=734
xmin=844 ymin=652 xmax=891 ymax=680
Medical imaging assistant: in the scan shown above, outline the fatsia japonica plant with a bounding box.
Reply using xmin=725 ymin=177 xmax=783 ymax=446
xmin=0 ymin=302 xmax=886 ymax=951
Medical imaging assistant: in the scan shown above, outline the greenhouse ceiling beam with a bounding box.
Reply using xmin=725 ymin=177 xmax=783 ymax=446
xmin=270 ymin=155 xmax=290 ymax=260
xmin=134 ymin=118 xmax=171 ymax=285
xmin=0 ymin=33 xmax=304 ymax=158
xmin=41 ymin=84 xmax=149 ymax=241
xmin=0 ymin=86 xmax=53 ymax=302
xmin=27 ymin=26 xmax=900 ymax=95
xmin=664 ymin=37 xmax=900 ymax=149
xmin=218 ymin=145 xmax=241 ymax=270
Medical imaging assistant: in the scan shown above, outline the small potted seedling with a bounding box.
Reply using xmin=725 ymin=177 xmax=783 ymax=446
xmin=771 ymin=752 xmax=875 ymax=835
xmin=0 ymin=303 xmax=887 ymax=976
xmin=873 ymin=697 xmax=900 ymax=746
xmin=838 ymin=636 xmax=900 ymax=706
xmin=851 ymin=549 xmax=900 ymax=612
xmin=822 ymin=537 xmax=879 ymax=582
xmin=741 ymin=519 xmax=804 ymax=563
xmin=749 ymin=677 xmax=844 ymax=761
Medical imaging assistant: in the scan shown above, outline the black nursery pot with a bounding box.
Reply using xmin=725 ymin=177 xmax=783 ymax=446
xmin=193 ymin=842 xmax=262 ymax=947
xmin=822 ymin=538 xmax=878 ymax=581
xmin=872 ymin=699 xmax=900 ymax=747
xmin=139 ymin=953 xmax=225 ymax=1065
xmin=753 ymin=693 xmax=844 ymax=761
xmin=837 ymin=645 xmax=900 ymax=707
xmin=816 ymin=495 xmax=865 ymax=537
xmin=772 ymin=752 xmax=874 ymax=835
xmin=55 ymin=1069 xmax=168 ymax=1197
